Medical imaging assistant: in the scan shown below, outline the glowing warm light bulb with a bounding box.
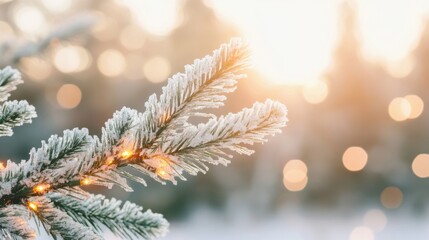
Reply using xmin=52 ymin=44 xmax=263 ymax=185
xmin=106 ymin=157 xmax=114 ymax=165
xmin=120 ymin=150 xmax=133 ymax=159
xmin=153 ymin=155 xmax=169 ymax=167
xmin=0 ymin=162 xmax=4 ymax=170
xmin=28 ymin=202 xmax=38 ymax=211
xmin=156 ymin=169 xmax=167 ymax=177
xmin=80 ymin=178 xmax=92 ymax=186
xmin=35 ymin=185 xmax=44 ymax=192
xmin=146 ymin=155 xmax=173 ymax=180
xmin=34 ymin=184 xmax=50 ymax=193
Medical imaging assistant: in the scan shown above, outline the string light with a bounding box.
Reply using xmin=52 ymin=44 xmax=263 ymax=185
xmin=80 ymin=177 xmax=92 ymax=186
xmin=120 ymin=150 xmax=133 ymax=159
xmin=106 ymin=157 xmax=114 ymax=165
xmin=156 ymin=169 xmax=167 ymax=178
xmin=153 ymin=155 xmax=169 ymax=167
xmin=33 ymin=184 xmax=50 ymax=193
xmin=146 ymin=154 xmax=173 ymax=179
xmin=28 ymin=202 xmax=38 ymax=211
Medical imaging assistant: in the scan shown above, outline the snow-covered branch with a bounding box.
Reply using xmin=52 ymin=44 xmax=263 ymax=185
xmin=0 ymin=13 xmax=96 ymax=67
xmin=29 ymin=196 xmax=101 ymax=240
xmin=0 ymin=204 xmax=35 ymax=240
xmin=48 ymin=193 xmax=169 ymax=240
xmin=0 ymin=38 xmax=287 ymax=239
xmin=135 ymin=38 xmax=250 ymax=150
xmin=0 ymin=67 xmax=23 ymax=102
xmin=156 ymin=99 xmax=288 ymax=177
xmin=0 ymin=100 xmax=36 ymax=137
xmin=0 ymin=67 xmax=36 ymax=137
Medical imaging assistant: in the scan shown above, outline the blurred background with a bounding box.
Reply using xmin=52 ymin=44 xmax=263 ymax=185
xmin=1 ymin=0 xmax=429 ymax=239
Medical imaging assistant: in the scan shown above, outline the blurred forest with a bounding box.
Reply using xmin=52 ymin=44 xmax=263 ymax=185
xmin=1 ymin=0 xmax=429 ymax=239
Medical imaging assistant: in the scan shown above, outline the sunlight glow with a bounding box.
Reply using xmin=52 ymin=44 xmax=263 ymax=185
xmin=116 ymin=0 xmax=181 ymax=36
xmin=357 ymin=0 xmax=429 ymax=67
xmin=208 ymin=0 xmax=339 ymax=85
xmin=384 ymin=57 xmax=415 ymax=79
xmin=207 ymin=0 xmax=429 ymax=85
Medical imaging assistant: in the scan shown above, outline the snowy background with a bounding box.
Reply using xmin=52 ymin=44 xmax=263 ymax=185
xmin=2 ymin=0 xmax=429 ymax=239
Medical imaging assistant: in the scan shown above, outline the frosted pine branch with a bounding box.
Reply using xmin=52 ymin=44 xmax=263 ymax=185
xmin=48 ymin=193 xmax=169 ymax=240
xmin=29 ymin=196 xmax=101 ymax=240
xmin=0 ymin=67 xmax=23 ymax=102
xmin=0 ymin=205 xmax=35 ymax=240
xmin=0 ymin=67 xmax=36 ymax=137
xmin=0 ymin=100 xmax=36 ymax=137
xmin=158 ymin=100 xmax=287 ymax=174
xmin=0 ymin=129 xmax=92 ymax=200
xmin=135 ymin=38 xmax=250 ymax=150
xmin=0 ymin=13 xmax=97 ymax=67
xmin=0 ymin=38 xmax=288 ymax=239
